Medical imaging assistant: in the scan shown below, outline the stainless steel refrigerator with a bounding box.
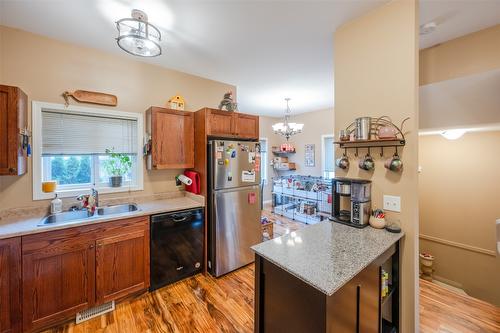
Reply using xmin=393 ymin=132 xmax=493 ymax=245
xmin=208 ymin=139 xmax=262 ymax=277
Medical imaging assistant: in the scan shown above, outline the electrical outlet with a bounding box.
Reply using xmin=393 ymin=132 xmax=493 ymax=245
xmin=383 ymin=195 xmax=401 ymax=212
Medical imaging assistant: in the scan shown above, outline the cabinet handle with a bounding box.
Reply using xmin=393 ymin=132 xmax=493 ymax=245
xmin=8 ymin=167 xmax=16 ymax=173
xmin=89 ymin=244 xmax=94 ymax=249
xmin=97 ymin=242 xmax=103 ymax=247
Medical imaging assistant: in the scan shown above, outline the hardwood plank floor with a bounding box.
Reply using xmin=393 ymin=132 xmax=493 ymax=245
xmin=419 ymin=279 xmax=500 ymax=333
xmin=43 ymin=211 xmax=500 ymax=333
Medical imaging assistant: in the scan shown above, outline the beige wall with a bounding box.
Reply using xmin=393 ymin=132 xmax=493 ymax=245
xmin=419 ymin=131 xmax=500 ymax=305
xmin=259 ymin=108 xmax=334 ymax=202
xmin=420 ymin=24 xmax=500 ymax=86
xmin=0 ymin=26 xmax=235 ymax=210
xmin=334 ymin=1 xmax=419 ymax=331
xmin=286 ymin=108 xmax=334 ymax=176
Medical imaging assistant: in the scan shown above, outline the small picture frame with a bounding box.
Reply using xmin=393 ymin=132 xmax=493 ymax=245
xmin=305 ymin=144 xmax=315 ymax=167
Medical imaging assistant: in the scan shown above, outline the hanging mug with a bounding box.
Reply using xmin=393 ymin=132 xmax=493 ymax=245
xmin=359 ymin=153 xmax=375 ymax=171
xmin=385 ymin=152 xmax=403 ymax=172
xmin=336 ymin=153 xmax=350 ymax=170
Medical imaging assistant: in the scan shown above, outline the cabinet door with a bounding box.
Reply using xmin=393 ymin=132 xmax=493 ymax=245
xmin=22 ymin=238 xmax=95 ymax=332
xmin=206 ymin=109 xmax=235 ymax=137
xmin=0 ymin=85 xmax=27 ymax=176
xmin=95 ymin=228 xmax=149 ymax=304
xmin=0 ymin=238 xmax=21 ymax=333
xmin=357 ymin=264 xmax=380 ymax=333
xmin=234 ymin=113 xmax=259 ymax=139
xmin=151 ymin=108 xmax=194 ymax=169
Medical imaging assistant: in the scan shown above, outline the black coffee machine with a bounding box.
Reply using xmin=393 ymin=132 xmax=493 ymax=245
xmin=330 ymin=177 xmax=371 ymax=228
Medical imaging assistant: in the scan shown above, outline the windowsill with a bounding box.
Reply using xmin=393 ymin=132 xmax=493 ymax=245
xmin=33 ymin=184 xmax=144 ymax=201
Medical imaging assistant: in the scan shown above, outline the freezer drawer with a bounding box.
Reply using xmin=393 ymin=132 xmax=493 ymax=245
xmin=210 ymin=185 xmax=262 ymax=277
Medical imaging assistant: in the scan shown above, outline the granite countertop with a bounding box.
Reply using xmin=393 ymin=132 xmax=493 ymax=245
xmin=0 ymin=194 xmax=204 ymax=240
xmin=251 ymin=221 xmax=404 ymax=296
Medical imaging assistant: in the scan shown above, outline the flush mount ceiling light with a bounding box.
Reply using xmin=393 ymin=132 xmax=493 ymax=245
xmin=441 ymin=129 xmax=466 ymax=140
xmin=272 ymin=98 xmax=304 ymax=141
xmin=420 ymin=21 xmax=437 ymax=35
xmin=116 ymin=9 xmax=161 ymax=57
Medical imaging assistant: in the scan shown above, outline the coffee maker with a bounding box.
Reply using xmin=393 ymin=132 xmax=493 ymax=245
xmin=330 ymin=177 xmax=371 ymax=228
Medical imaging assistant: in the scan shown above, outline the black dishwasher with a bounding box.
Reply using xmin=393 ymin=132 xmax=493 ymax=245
xmin=150 ymin=208 xmax=204 ymax=291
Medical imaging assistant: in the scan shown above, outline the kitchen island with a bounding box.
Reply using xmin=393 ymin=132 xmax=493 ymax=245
xmin=251 ymin=221 xmax=403 ymax=333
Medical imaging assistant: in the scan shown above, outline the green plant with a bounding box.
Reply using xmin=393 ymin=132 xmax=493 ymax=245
xmin=103 ymin=148 xmax=132 ymax=176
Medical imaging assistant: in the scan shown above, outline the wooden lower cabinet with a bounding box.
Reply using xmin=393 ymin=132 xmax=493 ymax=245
xmin=21 ymin=216 xmax=150 ymax=332
xmin=22 ymin=238 xmax=96 ymax=332
xmin=0 ymin=237 xmax=21 ymax=333
xmin=95 ymin=229 xmax=149 ymax=304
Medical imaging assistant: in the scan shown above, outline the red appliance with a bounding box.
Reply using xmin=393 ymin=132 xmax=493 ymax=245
xmin=183 ymin=170 xmax=200 ymax=194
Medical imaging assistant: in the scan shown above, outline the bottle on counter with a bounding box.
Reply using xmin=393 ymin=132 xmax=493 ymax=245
xmin=50 ymin=193 xmax=62 ymax=214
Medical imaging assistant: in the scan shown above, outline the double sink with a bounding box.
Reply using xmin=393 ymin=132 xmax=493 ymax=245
xmin=39 ymin=203 xmax=139 ymax=226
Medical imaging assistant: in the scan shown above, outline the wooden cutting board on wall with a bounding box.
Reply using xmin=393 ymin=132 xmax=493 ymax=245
xmin=63 ymin=90 xmax=118 ymax=106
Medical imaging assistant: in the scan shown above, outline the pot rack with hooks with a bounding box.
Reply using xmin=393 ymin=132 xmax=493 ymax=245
xmin=343 ymin=146 xmax=401 ymax=158
xmin=335 ymin=116 xmax=408 ymax=157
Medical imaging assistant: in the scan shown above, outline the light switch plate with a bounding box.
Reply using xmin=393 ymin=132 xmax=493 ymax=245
xmin=383 ymin=195 xmax=401 ymax=212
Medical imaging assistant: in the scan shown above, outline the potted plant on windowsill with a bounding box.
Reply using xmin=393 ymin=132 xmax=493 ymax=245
xmin=104 ymin=148 xmax=132 ymax=188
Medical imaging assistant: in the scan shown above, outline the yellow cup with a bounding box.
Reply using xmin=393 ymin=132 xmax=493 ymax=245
xmin=42 ymin=181 xmax=57 ymax=193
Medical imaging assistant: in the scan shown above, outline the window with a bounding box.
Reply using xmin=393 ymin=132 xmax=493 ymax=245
xmin=259 ymin=138 xmax=268 ymax=184
xmin=322 ymin=135 xmax=334 ymax=179
xmin=33 ymin=102 xmax=143 ymax=200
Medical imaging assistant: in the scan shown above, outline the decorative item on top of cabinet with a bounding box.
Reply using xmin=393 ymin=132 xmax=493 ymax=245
xmin=0 ymin=85 xmax=28 ymax=176
xmin=218 ymin=91 xmax=237 ymax=112
xmin=168 ymin=95 xmax=185 ymax=110
xmin=62 ymin=90 xmax=118 ymax=107
xmin=146 ymin=107 xmax=194 ymax=169
xmin=0 ymin=237 xmax=22 ymax=333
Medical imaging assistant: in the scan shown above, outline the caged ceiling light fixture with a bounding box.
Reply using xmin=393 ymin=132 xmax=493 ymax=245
xmin=116 ymin=9 xmax=162 ymax=57
xmin=272 ymin=98 xmax=304 ymax=141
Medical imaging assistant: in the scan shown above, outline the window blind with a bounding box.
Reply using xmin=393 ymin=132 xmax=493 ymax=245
xmin=42 ymin=110 xmax=138 ymax=155
xmin=324 ymin=136 xmax=334 ymax=172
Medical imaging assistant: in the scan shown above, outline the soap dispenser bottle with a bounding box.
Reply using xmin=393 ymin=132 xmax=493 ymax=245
xmin=51 ymin=193 xmax=63 ymax=214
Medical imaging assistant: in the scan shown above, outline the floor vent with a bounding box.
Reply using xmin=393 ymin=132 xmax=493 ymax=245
xmin=76 ymin=301 xmax=115 ymax=324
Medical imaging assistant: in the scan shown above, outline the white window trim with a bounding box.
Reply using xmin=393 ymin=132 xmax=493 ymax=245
xmin=321 ymin=134 xmax=334 ymax=179
xmin=32 ymin=101 xmax=144 ymax=200
xmin=259 ymin=137 xmax=268 ymax=185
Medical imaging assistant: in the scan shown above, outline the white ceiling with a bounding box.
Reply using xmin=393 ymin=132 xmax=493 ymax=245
xmin=420 ymin=68 xmax=500 ymax=130
xmin=1 ymin=0 xmax=499 ymax=116
xmin=420 ymin=0 xmax=500 ymax=49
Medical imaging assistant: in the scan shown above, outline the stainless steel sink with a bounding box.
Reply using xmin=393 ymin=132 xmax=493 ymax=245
xmin=97 ymin=203 xmax=139 ymax=216
xmin=40 ymin=210 xmax=92 ymax=225
xmin=39 ymin=203 xmax=139 ymax=226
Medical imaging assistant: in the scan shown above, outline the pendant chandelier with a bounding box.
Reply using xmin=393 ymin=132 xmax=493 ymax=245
xmin=116 ymin=9 xmax=162 ymax=57
xmin=272 ymin=98 xmax=304 ymax=141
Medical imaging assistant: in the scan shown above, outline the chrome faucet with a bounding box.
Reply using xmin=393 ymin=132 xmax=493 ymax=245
xmin=76 ymin=188 xmax=99 ymax=216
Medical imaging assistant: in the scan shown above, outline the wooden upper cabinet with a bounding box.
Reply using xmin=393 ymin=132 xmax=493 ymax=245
xmin=234 ymin=113 xmax=259 ymax=139
xmin=0 ymin=238 xmax=21 ymax=333
xmin=0 ymin=85 xmax=27 ymax=176
xmin=206 ymin=109 xmax=235 ymax=137
xmin=203 ymin=108 xmax=259 ymax=139
xmin=95 ymin=219 xmax=149 ymax=304
xmin=147 ymin=107 xmax=194 ymax=169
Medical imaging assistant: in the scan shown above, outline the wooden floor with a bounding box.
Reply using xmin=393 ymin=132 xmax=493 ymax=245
xmin=43 ymin=210 xmax=500 ymax=333
xmin=419 ymin=279 xmax=500 ymax=333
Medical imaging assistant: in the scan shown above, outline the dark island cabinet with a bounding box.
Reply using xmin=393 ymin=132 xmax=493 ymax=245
xmin=255 ymin=244 xmax=399 ymax=333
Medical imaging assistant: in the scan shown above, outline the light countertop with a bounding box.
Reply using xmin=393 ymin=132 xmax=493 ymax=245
xmin=251 ymin=221 xmax=404 ymax=296
xmin=0 ymin=195 xmax=204 ymax=240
